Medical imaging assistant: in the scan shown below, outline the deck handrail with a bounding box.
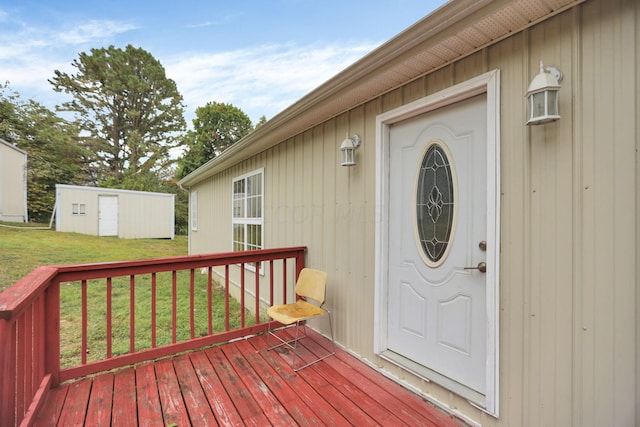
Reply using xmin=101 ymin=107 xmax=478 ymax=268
xmin=0 ymin=246 xmax=306 ymax=427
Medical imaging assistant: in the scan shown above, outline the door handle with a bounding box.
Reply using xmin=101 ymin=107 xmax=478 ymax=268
xmin=464 ymin=262 xmax=486 ymax=273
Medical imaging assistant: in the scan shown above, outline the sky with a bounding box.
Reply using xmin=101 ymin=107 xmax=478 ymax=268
xmin=0 ymin=0 xmax=448 ymax=125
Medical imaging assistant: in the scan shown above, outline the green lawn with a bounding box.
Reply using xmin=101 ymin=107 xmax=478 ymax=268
xmin=0 ymin=224 xmax=251 ymax=368
xmin=0 ymin=224 xmax=187 ymax=292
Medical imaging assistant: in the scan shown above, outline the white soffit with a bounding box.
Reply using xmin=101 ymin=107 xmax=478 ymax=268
xmin=180 ymin=0 xmax=583 ymax=186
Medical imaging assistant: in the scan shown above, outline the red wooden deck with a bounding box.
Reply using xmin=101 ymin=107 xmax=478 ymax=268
xmin=33 ymin=329 xmax=459 ymax=426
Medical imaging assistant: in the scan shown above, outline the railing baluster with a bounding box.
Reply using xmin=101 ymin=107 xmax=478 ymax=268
xmin=36 ymin=295 xmax=45 ymax=384
xmin=151 ymin=273 xmax=157 ymax=348
xmin=207 ymin=267 xmax=213 ymax=335
xmin=81 ymin=280 xmax=87 ymax=365
xmin=24 ymin=305 xmax=33 ymax=409
xmin=240 ymin=264 xmax=245 ymax=328
xmin=224 ymin=265 xmax=230 ymax=331
xmin=130 ymin=275 xmax=135 ymax=353
xmin=269 ymin=260 xmax=274 ymax=307
xmin=172 ymin=271 xmax=177 ymax=344
xmin=45 ymin=281 xmax=60 ymax=387
xmin=106 ymin=277 xmax=112 ymax=359
xmin=190 ymin=269 xmax=195 ymax=339
xmin=0 ymin=319 xmax=17 ymax=427
xmin=282 ymin=259 xmax=288 ymax=304
xmin=255 ymin=262 xmax=260 ymax=324
xmin=16 ymin=311 xmax=26 ymax=421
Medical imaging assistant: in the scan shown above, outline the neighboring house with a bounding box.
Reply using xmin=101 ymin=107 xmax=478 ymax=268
xmin=179 ymin=0 xmax=638 ymax=426
xmin=0 ymin=138 xmax=28 ymax=223
xmin=55 ymin=184 xmax=175 ymax=239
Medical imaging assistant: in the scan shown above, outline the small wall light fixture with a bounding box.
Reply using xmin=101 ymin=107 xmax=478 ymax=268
xmin=526 ymin=61 xmax=563 ymax=125
xmin=340 ymin=133 xmax=361 ymax=166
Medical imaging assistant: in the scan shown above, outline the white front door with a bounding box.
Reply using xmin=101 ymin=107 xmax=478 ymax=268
xmin=387 ymin=94 xmax=489 ymax=399
xmin=98 ymin=195 xmax=118 ymax=236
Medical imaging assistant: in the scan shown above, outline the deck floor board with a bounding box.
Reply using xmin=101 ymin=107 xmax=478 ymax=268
xmin=35 ymin=330 xmax=460 ymax=426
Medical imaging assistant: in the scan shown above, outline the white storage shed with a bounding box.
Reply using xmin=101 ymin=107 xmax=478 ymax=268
xmin=55 ymin=184 xmax=174 ymax=239
xmin=0 ymin=138 xmax=28 ymax=223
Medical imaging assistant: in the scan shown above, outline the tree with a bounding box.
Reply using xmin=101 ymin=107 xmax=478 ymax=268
xmin=176 ymin=102 xmax=253 ymax=179
xmin=254 ymin=115 xmax=267 ymax=129
xmin=0 ymin=84 xmax=89 ymax=222
xmin=49 ymin=44 xmax=186 ymax=188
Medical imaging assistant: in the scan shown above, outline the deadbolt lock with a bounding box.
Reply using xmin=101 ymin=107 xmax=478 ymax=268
xmin=479 ymin=241 xmax=487 ymax=251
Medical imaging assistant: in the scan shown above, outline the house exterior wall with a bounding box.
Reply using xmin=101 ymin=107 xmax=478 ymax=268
xmin=55 ymin=185 xmax=175 ymax=239
xmin=0 ymin=140 xmax=27 ymax=222
xmin=186 ymin=0 xmax=639 ymax=425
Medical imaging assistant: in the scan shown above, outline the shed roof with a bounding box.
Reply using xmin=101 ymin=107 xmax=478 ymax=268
xmin=55 ymin=184 xmax=174 ymax=198
xmin=0 ymin=138 xmax=28 ymax=156
xmin=179 ymin=0 xmax=584 ymax=188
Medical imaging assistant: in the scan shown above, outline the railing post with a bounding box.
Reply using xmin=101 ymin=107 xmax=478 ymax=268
xmin=0 ymin=319 xmax=16 ymax=427
xmin=44 ymin=281 xmax=60 ymax=387
xmin=295 ymin=249 xmax=305 ymax=281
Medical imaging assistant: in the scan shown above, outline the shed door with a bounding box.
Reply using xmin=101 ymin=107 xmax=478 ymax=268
xmin=98 ymin=195 xmax=118 ymax=236
xmin=386 ymin=94 xmax=488 ymax=398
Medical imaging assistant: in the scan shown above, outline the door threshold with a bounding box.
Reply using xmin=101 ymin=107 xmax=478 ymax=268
xmin=379 ymin=349 xmax=486 ymax=408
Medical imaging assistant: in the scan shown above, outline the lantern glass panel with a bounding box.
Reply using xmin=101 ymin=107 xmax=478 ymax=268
xmin=547 ymin=90 xmax=558 ymax=116
xmin=531 ymin=91 xmax=546 ymax=119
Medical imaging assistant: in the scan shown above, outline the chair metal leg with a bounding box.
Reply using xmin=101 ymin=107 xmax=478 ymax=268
xmin=267 ymin=320 xmax=308 ymax=351
xmin=292 ymin=311 xmax=336 ymax=372
xmin=267 ymin=311 xmax=336 ymax=371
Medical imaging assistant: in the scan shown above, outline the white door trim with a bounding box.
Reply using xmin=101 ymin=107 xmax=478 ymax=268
xmin=374 ymin=69 xmax=500 ymax=417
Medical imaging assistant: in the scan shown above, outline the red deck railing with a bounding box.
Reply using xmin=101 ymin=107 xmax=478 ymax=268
xmin=0 ymin=246 xmax=306 ymax=427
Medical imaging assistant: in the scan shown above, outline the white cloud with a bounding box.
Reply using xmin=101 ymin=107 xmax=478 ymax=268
xmin=55 ymin=20 xmax=139 ymax=45
xmin=0 ymin=14 xmax=138 ymax=107
xmin=166 ymin=41 xmax=377 ymax=123
xmin=0 ymin=6 xmax=378 ymax=127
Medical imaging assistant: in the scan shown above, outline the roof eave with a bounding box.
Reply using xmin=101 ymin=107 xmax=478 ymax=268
xmin=179 ymin=0 xmax=582 ymax=187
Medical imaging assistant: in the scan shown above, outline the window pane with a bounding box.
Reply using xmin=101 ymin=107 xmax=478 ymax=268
xmin=234 ymin=180 xmax=245 ymax=197
xmin=233 ymin=224 xmax=245 ymax=250
xmin=246 ymin=224 xmax=262 ymax=250
xmin=233 ymin=199 xmax=244 ymax=218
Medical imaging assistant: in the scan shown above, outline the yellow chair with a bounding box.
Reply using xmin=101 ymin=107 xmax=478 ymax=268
xmin=267 ymin=268 xmax=335 ymax=371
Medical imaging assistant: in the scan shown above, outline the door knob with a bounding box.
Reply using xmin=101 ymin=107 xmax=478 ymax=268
xmin=464 ymin=262 xmax=486 ymax=273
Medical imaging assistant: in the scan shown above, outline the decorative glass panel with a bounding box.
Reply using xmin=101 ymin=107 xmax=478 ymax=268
xmin=416 ymin=144 xmax=454 ymax=263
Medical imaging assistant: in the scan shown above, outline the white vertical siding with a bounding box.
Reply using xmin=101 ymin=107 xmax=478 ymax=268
xmin=578 ymin=0 xmax=638 ymax=425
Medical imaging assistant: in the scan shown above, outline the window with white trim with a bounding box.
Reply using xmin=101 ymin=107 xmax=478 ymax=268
xmin=232 ymin=169 xmax=263 ymax=252
xmin=190 ymin=191 xmax=198 ymax=231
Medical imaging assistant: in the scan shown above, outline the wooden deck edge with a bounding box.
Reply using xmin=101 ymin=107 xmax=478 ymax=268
xmin=18 ymin=373 xmax=52 ymax=427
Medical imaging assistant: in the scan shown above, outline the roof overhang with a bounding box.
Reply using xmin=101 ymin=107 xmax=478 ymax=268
xmin=179 ymin=0 xmax=584 ymax=188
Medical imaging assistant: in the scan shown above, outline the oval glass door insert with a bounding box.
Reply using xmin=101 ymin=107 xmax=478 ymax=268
xmin=415 ymin=141 xmax=456 ymax=265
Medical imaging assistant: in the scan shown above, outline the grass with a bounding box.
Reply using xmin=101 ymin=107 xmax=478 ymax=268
xmin=0 ymin=223 xmax=253 ymax=368
xmin=0 ymin=223 xmax=187 ymax=292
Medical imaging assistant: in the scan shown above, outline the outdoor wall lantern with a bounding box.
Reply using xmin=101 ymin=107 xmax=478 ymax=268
xmin=340 ymin=133 xmax=361 ymax=166
xmin=526 ymin=61 xmax=563 ymax=125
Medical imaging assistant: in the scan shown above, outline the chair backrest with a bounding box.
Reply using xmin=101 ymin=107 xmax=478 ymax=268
xmin=294 ymin=268 xmax=328 ymax=305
